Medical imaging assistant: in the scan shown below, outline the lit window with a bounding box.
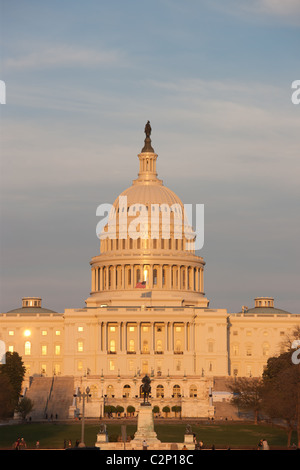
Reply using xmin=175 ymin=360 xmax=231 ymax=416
xmin=109 ymin=340 xmax=116 ymax=352
xmin=109 ymin=326 xmax=116 ymax=332
xmin=24 ymin=341 xmax=31 ymax=355
xmin=142 ymin=326 xmax=149 ymax=332
xmin=8 ymin=330 xmax=14 ymax=336
xmin=55 ymin=345 xmax=61 ymax=355
xmin=77 ymin=341 xmax=84 ymax=352
xmin=246 ymin=331 xmax=252 ymax=336
xmin=24 ymin=330 xmax=31 ymax=337
xmin=41 ymin=365 xmax=46 ymax=374
xmin=55 ymin=330 xmax=61 ymax=336
xmin=8 ymin=345 xmax=14 ymax=352
xmin=42 ymin=345 xmax=47 ymax=355
xmin=175 ymin=326 xmax=182 ymax=332
xmin=129 ymin=326 xmax=135 ymax=332
xmin=78 ymin=326 xmax=84 ymax=332
xmin=42 ymin=330 xmax=47 ymax=336
xmin=77 ymin=361 xmax=83 ymax=371
xmin=129 ymin=339 xmax=135 ymax=352
xmin=109 ymin=360 xmax=115 ymax=371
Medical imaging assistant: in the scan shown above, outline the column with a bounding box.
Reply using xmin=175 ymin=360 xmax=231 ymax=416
xmin=95 ymin=268 xmax=99 ymax=292
xmin=122 ymin=265 xmax=125 ymax=289
xmin=103 ymin=322 xmax=107 ymax=352
xmin=184 ymin=323 xmax=188 ymax=351
xmin=165 ymin=322 xmax=169 ymax=351
xmin=91 ymin=268 xmax=95 ymax=292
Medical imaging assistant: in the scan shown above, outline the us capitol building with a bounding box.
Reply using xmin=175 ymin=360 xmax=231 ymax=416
xmin=1 ymin=123 xmax=299 ymax=419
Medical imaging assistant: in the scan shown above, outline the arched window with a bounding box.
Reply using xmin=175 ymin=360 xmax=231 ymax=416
xmin=24 ymin=341 xmax=31 ymax=356
xmin=189 ymin=385 xmax=197 ymax=398
xmin=123 ymin=384 xmax=131 ymax=398
xmin=156 ymin=384 xmax=164 ymax=398
xmin=156 ymin=339 xmax=163 ymax=352
xmin=107 ymin=385 xmax=114 ymax=398
xmin=173 ymin=384 xmax=181 ymax=398
xmin=142 ymin=340 xmax=149 ymax=353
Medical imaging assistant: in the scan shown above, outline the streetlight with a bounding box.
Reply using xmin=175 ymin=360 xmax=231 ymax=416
xmin=74 ymin=386 xmax=91 ymax=446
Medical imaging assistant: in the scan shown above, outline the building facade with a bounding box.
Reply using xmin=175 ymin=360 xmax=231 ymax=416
xmin=0 ymin=125 xmax=299 ymax=418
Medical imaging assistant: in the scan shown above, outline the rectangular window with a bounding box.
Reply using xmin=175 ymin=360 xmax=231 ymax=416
xmin=55 ymin=330 xmax=61 ymax=336
xmin=77 ymin=341 xmax=83 ymax=352
xmin=42 ymin=330 xmax=47 ymax=336
xmin=78 ymin=326 xmax=84 ymax=332
xmin=41 ymin=345 xmax=47 ymax=356
xmin=8 ymin=330 xmax=14 ymax=336
xmin=8 ymin=345 xmax=14 ymax=352
xmin=55 ymin=345 xmax=61 ymax=355
xmin=109 ymin=360 xmax=115 ymax=371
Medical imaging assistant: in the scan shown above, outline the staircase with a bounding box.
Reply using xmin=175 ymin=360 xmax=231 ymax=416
xmin=46 ymin=377 xmax=74 ymax=420
xmin=26 ymin=376 xmax=74 ymax=420
xmin=26 ymin=376 xmax=53 ymax=420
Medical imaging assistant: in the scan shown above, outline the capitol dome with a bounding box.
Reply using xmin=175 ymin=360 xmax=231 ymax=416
xmin=86 ymin=122 xmax=208 ymax=308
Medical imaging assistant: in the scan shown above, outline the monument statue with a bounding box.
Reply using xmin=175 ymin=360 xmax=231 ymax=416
xmin=144 ymin=120 xmax=151 ymax=138
xmin=141 ymin=374 xmax=151 ymax=405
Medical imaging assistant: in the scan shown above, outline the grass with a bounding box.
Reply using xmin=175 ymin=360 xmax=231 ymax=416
xmin=0 ymin=420 xmax=297 ymax=449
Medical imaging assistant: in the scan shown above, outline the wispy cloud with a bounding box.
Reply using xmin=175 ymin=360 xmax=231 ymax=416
xmin=210 ymin=0 xmax=300 ymax=25
xmin=4 ymin=44 xmax=127 ymax=71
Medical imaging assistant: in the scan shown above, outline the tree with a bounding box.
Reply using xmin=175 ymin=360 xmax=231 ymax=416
xmin=116 ymin=405 xmax=124 ymax=415
xmin=126 ymin=405 xmax=135 ymax=416
xmin=0 ymin=374 xmax=15 ymax=419
xmin=228 ymin=377 xmax=263 ymax=424
xmin=0 ymin=352 xmax=26 ymax=409
xmin=261 ymin=342 xmax=300 ymax=447
xmin=162 ymin=406 xmax=170 ymax=417
xmin=16 ymin=397 xmax=34 ymax=421
xmin=171 ymin=405 xmax=182 ymax=418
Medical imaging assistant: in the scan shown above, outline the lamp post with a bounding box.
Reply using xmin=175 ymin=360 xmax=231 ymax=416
xmin=74 ymin=386 xmax=91 ymax=446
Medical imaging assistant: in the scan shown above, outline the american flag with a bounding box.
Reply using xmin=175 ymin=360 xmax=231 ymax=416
xmin=135 ymin=281 xmax=146 ymax=288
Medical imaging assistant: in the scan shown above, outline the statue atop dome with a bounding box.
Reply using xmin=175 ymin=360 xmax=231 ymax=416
xmin=141 ymin=120 xmax=154 ymax=153
xmin=144 ymin=120 xmax=151 ymax=138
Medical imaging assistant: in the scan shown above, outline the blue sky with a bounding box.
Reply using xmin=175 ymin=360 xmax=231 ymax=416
xmin=0 ymin=0 xmax=299 ymax=313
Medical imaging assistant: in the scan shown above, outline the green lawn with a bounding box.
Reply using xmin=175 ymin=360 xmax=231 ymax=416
xmin=0 ymin=421 xmax=296 ymax=449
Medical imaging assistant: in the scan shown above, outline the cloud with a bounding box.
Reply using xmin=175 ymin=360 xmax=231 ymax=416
xmin=4 ymin=44 xmax=126 ymax=71
xmin=210 ymin=0 xmax=300 ymax=25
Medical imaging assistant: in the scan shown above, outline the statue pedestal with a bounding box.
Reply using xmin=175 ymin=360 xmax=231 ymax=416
xmin=131 ymin=403 xmax=161 ymax=447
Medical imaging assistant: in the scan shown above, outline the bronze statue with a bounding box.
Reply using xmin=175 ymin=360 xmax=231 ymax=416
xmin=141 ymin=374 xmax=151 ymax=404
xmin=144 ymin=121 xmax=151 ymax=138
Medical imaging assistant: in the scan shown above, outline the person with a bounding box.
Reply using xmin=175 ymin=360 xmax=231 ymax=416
xmin=142 ymin=439 xmax=148 ymax=450
xmin=36 ymin=440 xmax=40 ymax=449
xmin=14 ymin=438 xmax=21 ymax=450
xmin=198 ymin=440 xmax=204 ymax=450
xmin=262 ymin=439 xmax=269 ymax=450
xmin=19 ymin=438 xmax=27 ymax=449
xmin=257 ymin=439 xmax=263 ymax=450
xmin=182 ymin=445 xmax=187 ymax=450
